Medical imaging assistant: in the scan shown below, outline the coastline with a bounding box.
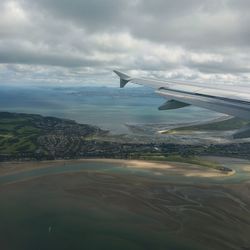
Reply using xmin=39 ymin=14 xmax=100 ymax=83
xmin=0 ymin=158 xmax=236 ymax=178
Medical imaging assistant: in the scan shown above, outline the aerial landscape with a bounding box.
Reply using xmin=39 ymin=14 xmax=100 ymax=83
xmin=1 ymin=86 xmax=250 ymax=250
xmin=1 ymin=0 xmax=250 ymax=250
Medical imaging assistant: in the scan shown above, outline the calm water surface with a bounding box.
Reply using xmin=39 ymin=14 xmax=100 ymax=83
xmin=0 ymin=85 xmax=221 ymax=133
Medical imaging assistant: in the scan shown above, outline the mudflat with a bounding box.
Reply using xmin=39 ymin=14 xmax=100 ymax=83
xmin=0 ymin=158 xmax=249 ymax=250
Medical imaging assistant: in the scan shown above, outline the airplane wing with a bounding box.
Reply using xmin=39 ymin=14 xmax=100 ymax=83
xmin=114 ymin=70 xmax=250 ymax=120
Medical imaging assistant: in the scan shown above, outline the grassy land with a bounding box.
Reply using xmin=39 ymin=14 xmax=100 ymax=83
xmin=0 ymin=112 xmax=104 ymax=157
xmin=0 ymin=113 xmax=41 ymax=154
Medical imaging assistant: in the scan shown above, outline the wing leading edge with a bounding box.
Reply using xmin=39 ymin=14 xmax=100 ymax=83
xmin=114 ymin=70 xmax=250 ymax=120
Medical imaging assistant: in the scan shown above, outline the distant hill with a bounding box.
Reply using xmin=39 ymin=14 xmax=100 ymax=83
xmin=0 ymin=112 xmax=107 ymax=160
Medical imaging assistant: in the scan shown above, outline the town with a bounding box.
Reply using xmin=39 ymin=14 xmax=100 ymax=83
xmin=0 ymin=112 xmax=248 ymax=173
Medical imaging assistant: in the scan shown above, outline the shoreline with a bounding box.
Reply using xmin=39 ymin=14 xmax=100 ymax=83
xmin=0 ymin=158 xmax=236 ymax=178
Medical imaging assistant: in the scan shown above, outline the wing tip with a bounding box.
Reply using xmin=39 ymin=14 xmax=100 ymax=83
xmin=113 ymin=70 xmax=131 ymax=88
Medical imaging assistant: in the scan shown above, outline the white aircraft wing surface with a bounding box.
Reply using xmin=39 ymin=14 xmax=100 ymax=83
xmin=114 ymin=70 xmax=250 ymax=120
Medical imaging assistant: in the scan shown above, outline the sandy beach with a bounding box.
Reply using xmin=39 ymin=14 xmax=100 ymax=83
xmin=0 ymin=158 xmax=236 ymax=178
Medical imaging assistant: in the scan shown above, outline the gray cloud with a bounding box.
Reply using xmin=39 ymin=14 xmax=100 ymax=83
xmin=26 ymin=0 xmax=250 ymax=48
xmin=0 ymin=0 xmax=250 ymax=85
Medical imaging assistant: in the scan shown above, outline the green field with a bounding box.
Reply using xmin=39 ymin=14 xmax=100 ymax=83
xmin=0 ymin=112 xmax=103 ymax=157
xmin=0 ymin=113 xmax=42 ymax=154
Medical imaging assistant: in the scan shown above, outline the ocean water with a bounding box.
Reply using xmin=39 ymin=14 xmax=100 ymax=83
xmin=0 ymin=84 xmax=221 ymax=133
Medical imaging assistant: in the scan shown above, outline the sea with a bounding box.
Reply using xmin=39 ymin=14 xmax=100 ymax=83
xmin=0 ymin=84 xmax=221 ymax=134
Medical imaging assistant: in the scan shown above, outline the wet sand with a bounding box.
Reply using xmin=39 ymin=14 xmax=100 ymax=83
xmin=1 ymin=158 xmax=250 ymax=250
xmin=0 ymin=162 xmax=250 ymax=250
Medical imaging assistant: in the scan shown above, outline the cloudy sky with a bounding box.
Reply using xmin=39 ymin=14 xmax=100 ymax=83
xmin=0 ymin=0 xmax=250 ymax=85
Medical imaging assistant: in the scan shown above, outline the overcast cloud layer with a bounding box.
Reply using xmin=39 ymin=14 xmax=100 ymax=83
xmin=0 ymin=0 xmax=250 ymax=85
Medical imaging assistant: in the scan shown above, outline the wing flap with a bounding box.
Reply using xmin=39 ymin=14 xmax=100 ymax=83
xmin=158 ymin=100 xmax=190 ymax=110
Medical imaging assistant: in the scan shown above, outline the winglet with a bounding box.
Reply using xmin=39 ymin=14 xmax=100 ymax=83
xmin=113 ymin=70 xmax=132 ymax=88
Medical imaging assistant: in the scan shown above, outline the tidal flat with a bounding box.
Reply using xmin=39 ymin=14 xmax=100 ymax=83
xmin=0 ymin=158 xmax=250 ymax=250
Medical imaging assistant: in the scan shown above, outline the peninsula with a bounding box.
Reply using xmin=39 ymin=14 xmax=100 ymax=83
xmin=1 ymin=111 xmax=248 ymax=173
